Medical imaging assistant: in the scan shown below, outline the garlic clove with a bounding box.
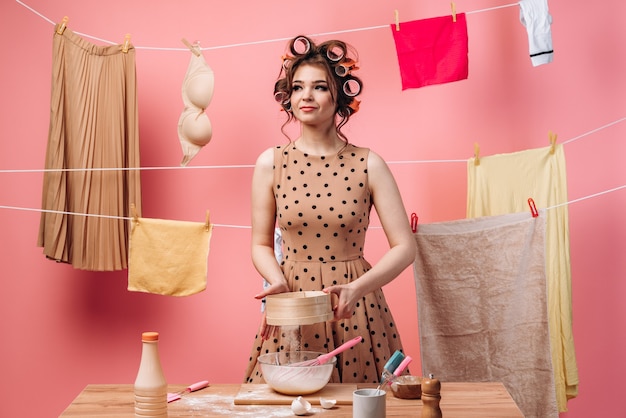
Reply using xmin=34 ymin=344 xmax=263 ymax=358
xmin=291 ymin=396 xmax=312 ymax=415
xmin=319 ymin=397 xmax=337 ymax=409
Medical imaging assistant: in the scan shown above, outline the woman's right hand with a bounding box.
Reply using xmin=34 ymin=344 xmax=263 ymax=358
xmin=255 ymin=281 xmax=290 ymax=340
xmin=257 ymin=311 xmax=275 ymax=341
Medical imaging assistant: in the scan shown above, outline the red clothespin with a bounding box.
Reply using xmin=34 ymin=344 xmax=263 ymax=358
xmin=410 ymin=213 xmax=419 ymax=233
xmin=528 ymin=198 xmax=539 ymax=218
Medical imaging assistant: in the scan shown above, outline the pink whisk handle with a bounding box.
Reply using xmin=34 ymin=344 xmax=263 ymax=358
xmin=317 ymin=336 xmax=363 ymax=365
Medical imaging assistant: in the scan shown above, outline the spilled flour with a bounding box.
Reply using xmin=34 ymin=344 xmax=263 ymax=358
xmin=176 ymin=393 xmax=327 ymax=416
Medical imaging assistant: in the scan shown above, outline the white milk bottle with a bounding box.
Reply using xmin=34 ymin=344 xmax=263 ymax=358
xmin=134 ymin=332 xmax=168 ymax=417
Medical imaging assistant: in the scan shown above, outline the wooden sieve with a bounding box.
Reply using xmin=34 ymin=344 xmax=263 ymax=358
xmin=265 ymin=291 xmax=334 ymax=326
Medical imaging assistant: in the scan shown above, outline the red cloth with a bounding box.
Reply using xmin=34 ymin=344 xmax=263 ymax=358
xmin=391 ymin=13 xmax=469 ymax=90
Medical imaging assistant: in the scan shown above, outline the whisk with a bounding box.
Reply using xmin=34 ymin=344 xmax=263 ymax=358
xmin=290 ymin=336 xmax=363 ymax=367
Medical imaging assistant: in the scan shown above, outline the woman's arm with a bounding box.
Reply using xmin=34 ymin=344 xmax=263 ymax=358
xmin=250 ymin=148 xmax=289 ymax=290
xmin=250 ymin=147 xmax=290 ymax=338
xmin=324 ymin=150 xmax=416 ymax=319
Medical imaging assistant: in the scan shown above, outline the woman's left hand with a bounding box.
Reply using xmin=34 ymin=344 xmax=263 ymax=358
xmin=323 ymin=284 xmax=361 ymax=320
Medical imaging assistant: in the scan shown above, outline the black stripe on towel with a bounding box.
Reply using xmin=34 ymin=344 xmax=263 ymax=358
xmin=530 ymin=50 xmax=554 ymax=58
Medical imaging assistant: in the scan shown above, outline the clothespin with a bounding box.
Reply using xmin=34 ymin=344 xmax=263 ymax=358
xmin=394 ymin=9 xmax=400 ymax=31
xmin=410 ymin=213 xmax=419 ymax=233
xmin=549 ymin=131 xmax=557 ymax=155
xmin=130 ymin=203 xmax=139 ymax=225
xmin=56 ymin=16 xmax=69 ymax=35
xmin=205 ymin=210 xmax=211 ymax=232
xmin=474 ymin=142 xmax=480 ymax=166
xmin=451 ymin=2 xmax=457 ymax=22
xmin=528 ymin=198 xmax=539 ymax=218
xmin=182 ymin=38 xmax=201 ymax=57
xmin=121 ymin=34 xmax=131 ymax=53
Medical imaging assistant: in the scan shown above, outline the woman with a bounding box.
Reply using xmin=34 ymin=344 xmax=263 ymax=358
xmin=244 ymin=35 xmax=416 ymax=384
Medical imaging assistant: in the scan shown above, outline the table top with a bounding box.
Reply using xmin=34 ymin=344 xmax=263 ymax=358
xmin=60 ymin=382 xmax=524 ymax=417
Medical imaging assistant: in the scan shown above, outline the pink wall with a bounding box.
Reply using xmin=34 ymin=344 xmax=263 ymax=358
xmin=1 ymin=0 xmax=624 ymax=416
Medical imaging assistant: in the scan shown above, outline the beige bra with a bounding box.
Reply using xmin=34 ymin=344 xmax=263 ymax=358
xmin=178 ymin=42 xmax=215 ymax=166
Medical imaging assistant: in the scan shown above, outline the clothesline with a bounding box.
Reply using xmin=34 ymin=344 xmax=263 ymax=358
xmin=16 ymin=0 xmax=518 ymax=51
xmin=2 ymin=183 xmax=625 ymax=228
xmin=2 ymin=115 xmax=624 ymax=174
xmin=2 ymin=113 xmax=625 ymax=224
xmin=0 ymin=204 xmax=251 ymax=229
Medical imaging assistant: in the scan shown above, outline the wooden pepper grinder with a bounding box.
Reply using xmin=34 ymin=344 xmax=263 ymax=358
xmin=421 ymin=374 xmax=442 ymax=418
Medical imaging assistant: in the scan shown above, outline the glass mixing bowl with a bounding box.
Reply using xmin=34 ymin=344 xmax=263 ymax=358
xmin=258 ymin=351 xmax=336 ymax=395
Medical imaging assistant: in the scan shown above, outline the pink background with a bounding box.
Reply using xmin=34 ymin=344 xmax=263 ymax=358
xmin=1 ymin=0 xmax=624 ymax=416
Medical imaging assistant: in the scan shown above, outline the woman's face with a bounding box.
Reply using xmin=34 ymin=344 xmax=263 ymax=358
xmin=289 ymin=64 xmax=336 ymax=127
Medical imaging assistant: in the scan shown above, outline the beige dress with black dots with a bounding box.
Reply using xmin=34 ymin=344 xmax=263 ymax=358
xmin=244 ymin=143 xmax=405 ymax=384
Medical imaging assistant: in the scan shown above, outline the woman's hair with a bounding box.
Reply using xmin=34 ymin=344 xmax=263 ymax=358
xmin=274 ymin=35 xmax=363 ymax=142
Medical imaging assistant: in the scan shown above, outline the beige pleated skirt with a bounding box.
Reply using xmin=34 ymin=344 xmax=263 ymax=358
xmin=37 ymin=25 xmax=142 ymax=271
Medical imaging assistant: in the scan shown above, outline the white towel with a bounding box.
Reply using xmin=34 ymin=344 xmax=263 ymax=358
xmin=519 ymin=0 xmax=554 ymax=66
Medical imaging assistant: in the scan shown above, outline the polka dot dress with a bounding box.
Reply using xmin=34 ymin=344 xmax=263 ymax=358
xmin=243 ymin=143 xmax=405 ymax=384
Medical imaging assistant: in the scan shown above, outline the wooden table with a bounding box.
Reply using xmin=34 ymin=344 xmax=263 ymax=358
xmin=60 ymin=382 xmax=524 ymax=417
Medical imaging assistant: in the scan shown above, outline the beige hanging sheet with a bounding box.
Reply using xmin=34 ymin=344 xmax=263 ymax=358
xmin=467 ymin=144 xmax=579 ymax=412
xmin=414 ymin=212 xmax=557 ymax=418
xmin=38 ymin=25 xmax=142 ymax=271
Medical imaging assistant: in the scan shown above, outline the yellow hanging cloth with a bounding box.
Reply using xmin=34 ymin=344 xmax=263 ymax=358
xmin=128 ymin=215 xmax=212 ymax=297
xmin=467 ymin=144 xmax=579 ymax=412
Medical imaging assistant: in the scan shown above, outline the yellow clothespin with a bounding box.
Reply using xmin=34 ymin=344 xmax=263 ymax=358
xmin=205 ymin=210 xmax=211 ymax=232
xmin=56 ymin=16 xmax=69 ymax=35
xmin=130 ymin=203 xmax=139 ymax=225
xmin=474 ymin=142 xmax=480 ymax=166
xmin=182 ymin=38 xmax=201 ymax=57
xmin=121 ymin=34 xmax=131 ymax=53
xmin=451 ymin=2 xmax=457 ymax=22
xmin=394 ymin=9 xmax=400 ymax=31
xmin=549 ymin=131 xmax=557 ymax=154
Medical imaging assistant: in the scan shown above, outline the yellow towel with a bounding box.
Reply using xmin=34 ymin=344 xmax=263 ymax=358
xmin=467 ymin=144 xmax=579 ymax=412
xmin=128 ymin=216 xmax=212 ymax=296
